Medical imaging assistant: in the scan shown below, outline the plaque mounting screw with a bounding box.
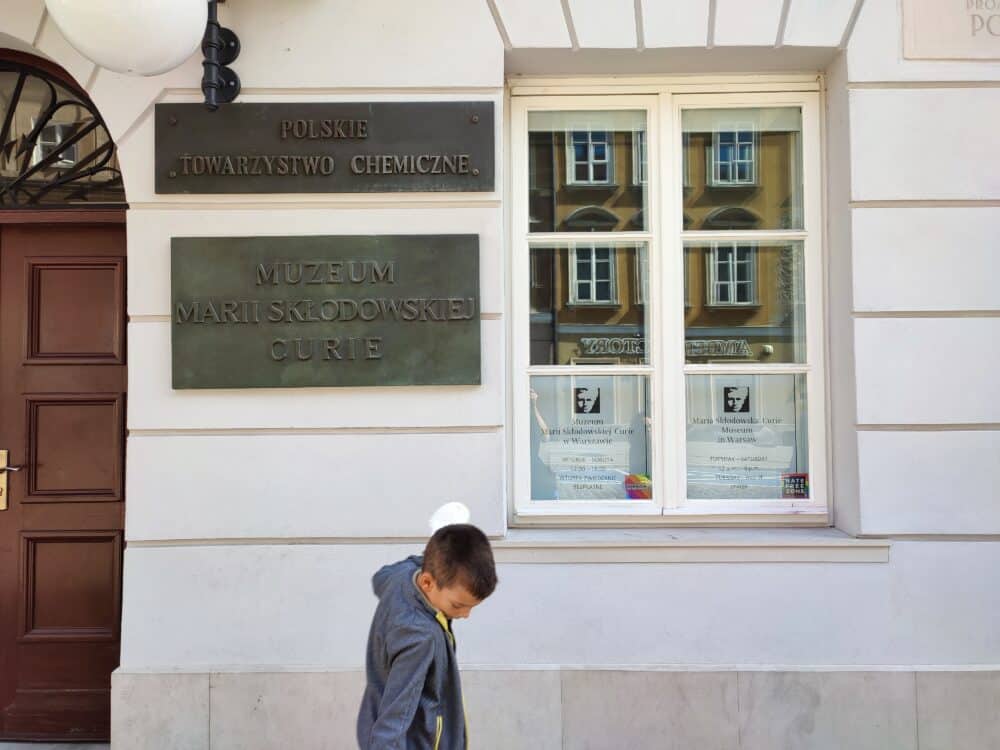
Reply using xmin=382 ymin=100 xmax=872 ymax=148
xmin=470 ymin=114 xmax=480 ymax=124
xmin=168 ymin=116 xmax=178 ymax=126
xmin=472 ymin=168 xmax=480 ymax=176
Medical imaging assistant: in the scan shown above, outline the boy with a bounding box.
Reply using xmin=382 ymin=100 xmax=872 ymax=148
xmin=357 ymin=524 xmax=498 ymax=750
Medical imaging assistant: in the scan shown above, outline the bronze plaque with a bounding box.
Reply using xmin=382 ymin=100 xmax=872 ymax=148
xmin=171 ymin=235 xmax=481 ymax=389
xmin=155 ymin=102 xmax=494 ymax=193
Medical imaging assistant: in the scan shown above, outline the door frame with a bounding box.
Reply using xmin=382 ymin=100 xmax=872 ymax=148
xmin=0 ymin=210 xmax=126 ymax=225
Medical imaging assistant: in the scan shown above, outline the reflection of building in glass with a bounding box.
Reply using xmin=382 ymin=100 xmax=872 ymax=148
xmin=529 ymin=127 xmax=645 ymax=232
xmin=682 ymin=115 xmax=804 ymax=364
xmin=682 ymin=119 xmax=800 ymax=230
xmin=530 ymin=244 xmax=646 ymax=366
xmin=0 ymin=63 xmax=124 ymax=206
xmin=684 ymin=243 xmax=804 ymax=364
xmin=529 ymin=123 xmax=647 ymax=366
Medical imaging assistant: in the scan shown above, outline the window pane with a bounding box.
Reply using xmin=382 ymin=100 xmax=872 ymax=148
xmin=685 ymin=241 xmax=806 ymax=363
xmin=686 ymin=374 xmax=809 ymax=500
xmin=530 ymin=375 xmax=652 ymax=500
xmin=0 ymin=69 xmax=124 ymax=206
xmin=528 ymin=110 xmax=647 ymax=232
xmin=682 ymin=107 xmax=803 ymax=230
xmin=529 ymin=243 xmax=647 ymax=365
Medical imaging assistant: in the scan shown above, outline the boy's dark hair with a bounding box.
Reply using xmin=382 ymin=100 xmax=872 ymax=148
xmin=422 ymin=524 xmax=497 ymax=600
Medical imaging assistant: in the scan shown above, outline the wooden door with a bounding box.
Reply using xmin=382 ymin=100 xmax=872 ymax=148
xmin=0 ymin=218 xmax=126 ymax=741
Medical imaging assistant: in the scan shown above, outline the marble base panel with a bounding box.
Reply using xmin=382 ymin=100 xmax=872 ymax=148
xmin=110 ymin=669 xmax=1000 ymax=750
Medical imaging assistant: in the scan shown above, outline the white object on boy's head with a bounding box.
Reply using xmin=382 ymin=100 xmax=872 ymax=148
xmin=428 ymin=502 xmax=471 ymax=533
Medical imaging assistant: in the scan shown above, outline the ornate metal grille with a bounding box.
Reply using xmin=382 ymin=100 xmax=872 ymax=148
xmin=0 ymin=59 xmax=125 ymax=207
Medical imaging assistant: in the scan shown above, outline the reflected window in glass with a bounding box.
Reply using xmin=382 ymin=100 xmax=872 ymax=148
xmin=571 ymin=245 xmax=617 ymax=304
xmin=529 ymin=243 xmax=648 ymax=366
xmin=31 ymin=122 xmax=79 ymax=169
xmin=711 ymin=127 xmax=755 ymax=186
xmin=528 ymin=110 xmax=647 ymax=232
xmin=707 ymin=243 xmax=757 ymax=306
xmin=683 ymin=107 xmax=802 ymax=230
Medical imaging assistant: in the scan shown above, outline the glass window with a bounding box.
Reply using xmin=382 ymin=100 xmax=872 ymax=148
xmin=528 ymin=110 xmax=647 ymax=232
xmin=0 ymin=63 xmax=124 ymax=207
xmin=685 ymin=241 xmax=806 ymax=364
xmin=514 ymin=91 xmax=823 ymax=521
xmin=686 ymin=374 xmax=809 ymax=500
xmin=682 ymin=107 xmax=803 ymax=230
xmin=529 ymin=242 xmax=647 ymax=366
xmin=530 ymin=375 xmax=652 ymax=501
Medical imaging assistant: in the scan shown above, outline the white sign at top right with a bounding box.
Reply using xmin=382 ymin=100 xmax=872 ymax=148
xmin=903 ymin=0 xmax=1000 ymax=60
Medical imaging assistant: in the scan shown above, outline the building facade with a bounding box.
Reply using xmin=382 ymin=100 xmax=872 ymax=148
xmin=1 ymin=0 xmax=999 ymax=747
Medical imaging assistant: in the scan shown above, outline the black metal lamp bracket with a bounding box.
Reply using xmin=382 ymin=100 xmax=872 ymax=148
xmin=202 ymin=0 xmax=241 ymax=110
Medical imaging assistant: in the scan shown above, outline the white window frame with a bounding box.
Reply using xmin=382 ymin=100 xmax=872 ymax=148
xmin=705 ymin=242 xmax=758 ymax=306
xmin=631 ymin=129 xmax=647 ymax=186
xmin=634 ymin=247 xmax=648 ymax=305
xmin=569 ymin=245 xmax=618 ymax=305
xmin=566 ymin=129 xmax=613 ymax=185
xmin=510 ymin=84 xmax=827 ymax=526
xmin=707 ymin=124 xmax=757 ymax=187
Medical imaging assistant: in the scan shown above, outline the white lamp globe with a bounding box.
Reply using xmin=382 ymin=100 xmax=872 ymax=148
xmin=45 ymin=0 xmax=208 ymax=77
xmin=428 ymin=503 xmax=471 ymax=534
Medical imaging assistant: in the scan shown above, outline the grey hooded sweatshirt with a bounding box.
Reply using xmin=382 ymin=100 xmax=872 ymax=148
xmin=357 ymin=555 xmax=466 ymax=750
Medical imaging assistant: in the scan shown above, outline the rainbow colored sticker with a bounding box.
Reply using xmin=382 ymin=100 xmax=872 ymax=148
xmin=624 ymin=474 xmax=652 ymax=499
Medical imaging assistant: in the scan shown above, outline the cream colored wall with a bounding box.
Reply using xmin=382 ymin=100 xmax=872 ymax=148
xmin=845 ymin=0 xmax=1000 ymax=535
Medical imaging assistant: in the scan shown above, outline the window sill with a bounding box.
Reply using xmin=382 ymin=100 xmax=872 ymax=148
xmin=492 ymin=527 xmax=889 ymax=564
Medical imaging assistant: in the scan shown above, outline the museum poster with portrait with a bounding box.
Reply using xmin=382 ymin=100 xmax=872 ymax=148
xmin=529 ymin=375 xmax=652 ymax=500
xmin=686 ymin=373 xmax=809 ymax=500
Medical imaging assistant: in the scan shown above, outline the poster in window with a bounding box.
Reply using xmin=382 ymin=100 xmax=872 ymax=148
xmin=530 ymin=375 xmax=651 ymax=500
xmin=686 ymin=373 xmax=809 ymax=499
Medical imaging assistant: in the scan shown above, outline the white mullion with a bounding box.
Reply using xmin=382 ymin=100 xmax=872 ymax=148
xmin=528 ymin=366 xmax=654 ymax=377
xmin=528 ymin=232 xmax=653 ymax=245
xmin=682 ymin=230 xmax=808 ymax=243
xmin=684 ymin=364 xmax=810 ymax=375
xmin=645 ymin=94 xmax=666 ymax=514
xmin=510 ymin=96 xmax=533 ymax=517
xmin=661 ymin=92 xmax=686 ymax=511
xmin=800 ymin=92 xmax=829 ymax=515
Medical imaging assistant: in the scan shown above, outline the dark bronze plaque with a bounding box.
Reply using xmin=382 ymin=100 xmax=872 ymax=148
xmin=155 ymin=102 xmax=494 ymax=193
xmin=171 ymin=235 xmax=481 ymax=389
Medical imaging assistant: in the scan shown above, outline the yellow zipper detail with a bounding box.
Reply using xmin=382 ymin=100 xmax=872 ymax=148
xmin=435 ymin=611 xmax=455 ymax=648
xmin=464 ymin=696 xmax=470 ymax=750
xmin=434 ymin=714 xmax=443 ymax=750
